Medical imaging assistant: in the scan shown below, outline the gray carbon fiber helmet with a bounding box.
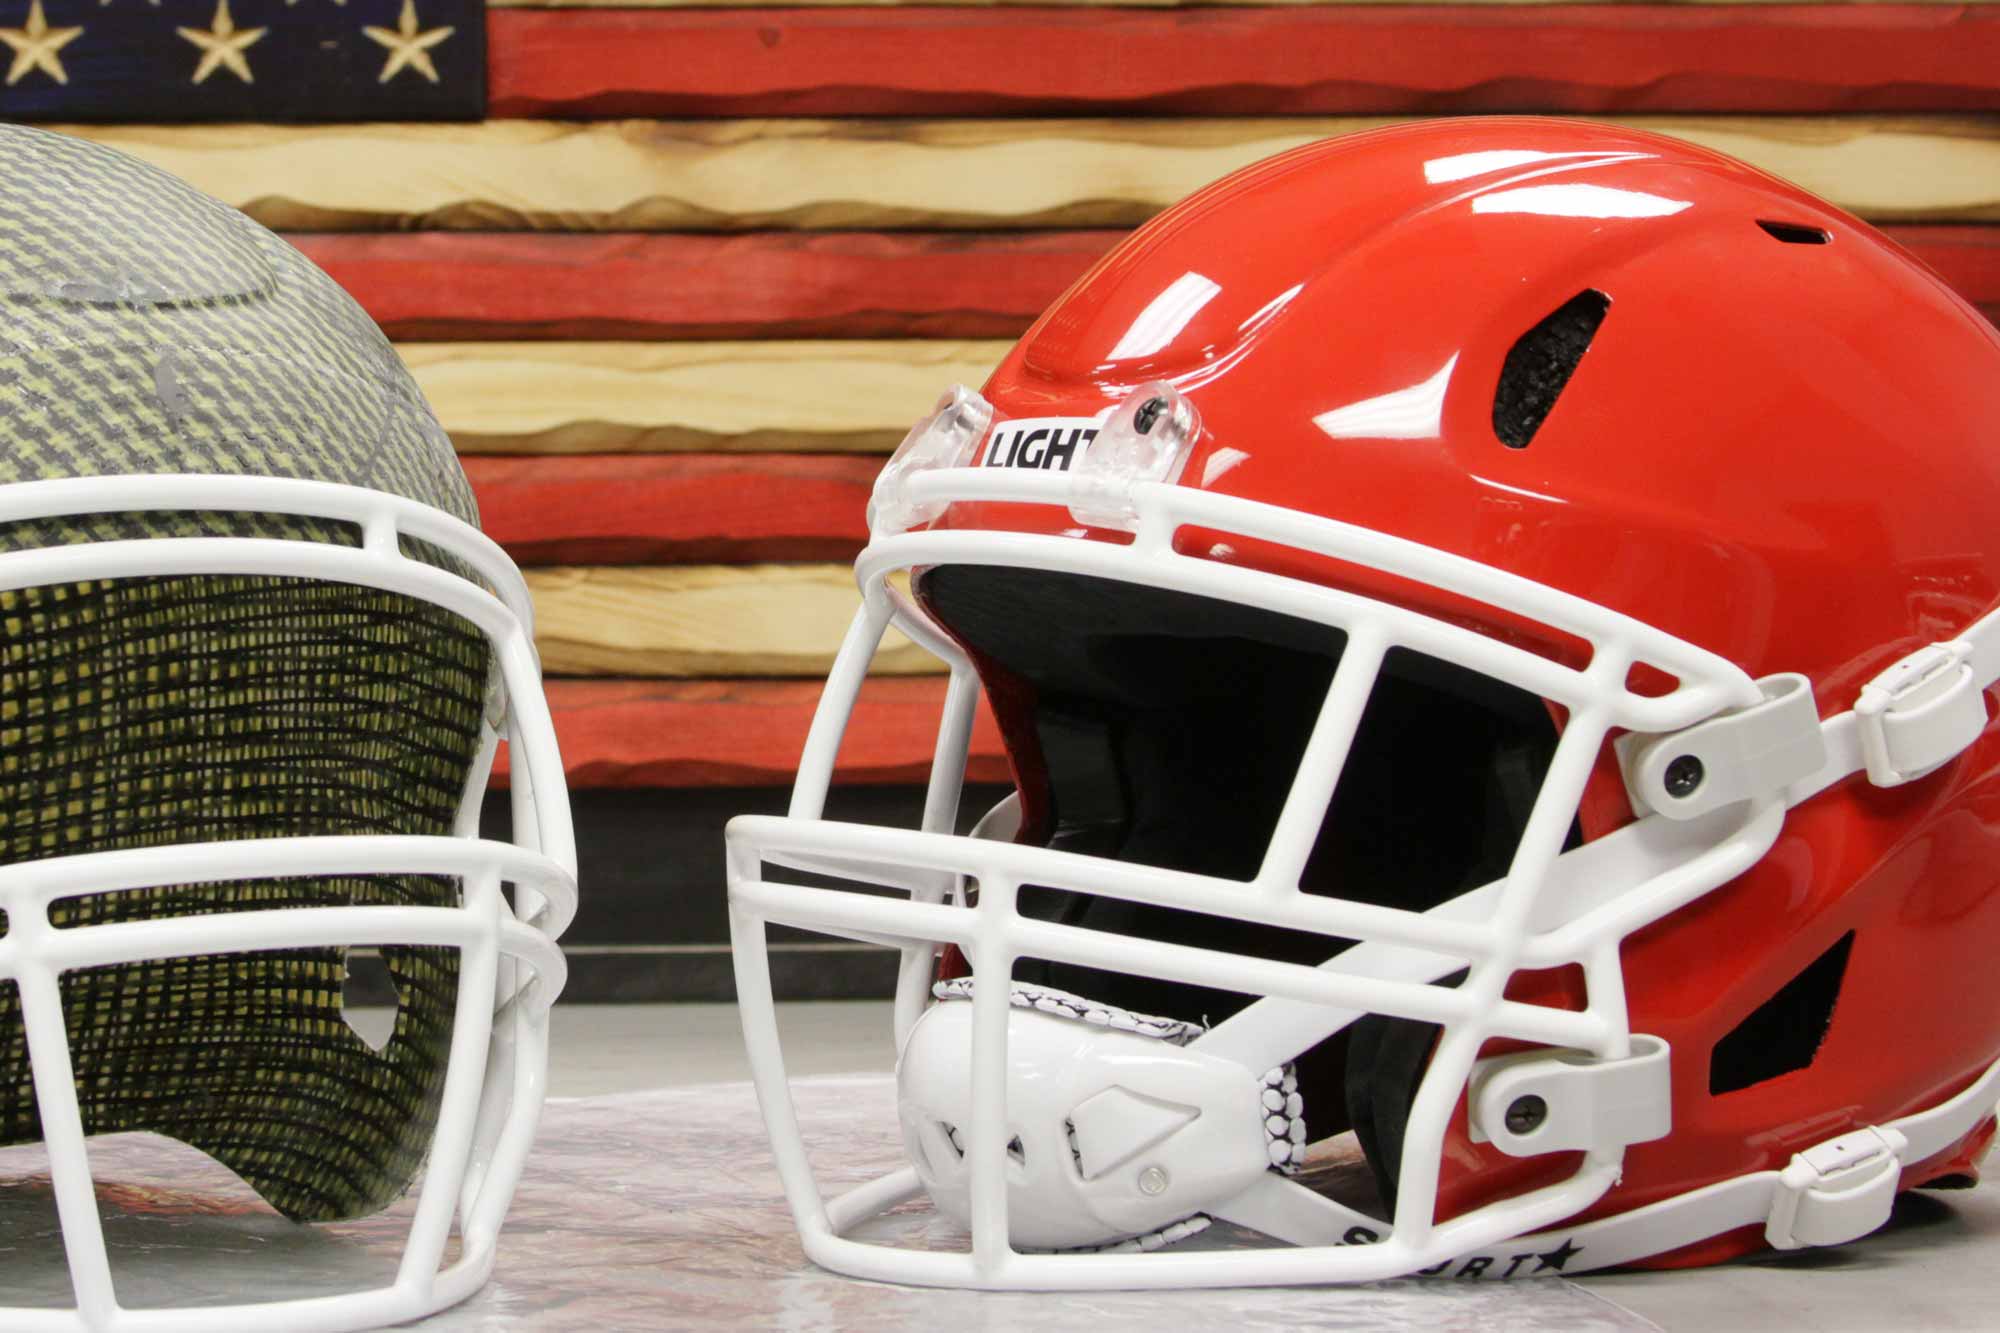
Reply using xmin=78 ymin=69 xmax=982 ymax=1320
xmin=0 ymin=123 xmax=531 ymax=1233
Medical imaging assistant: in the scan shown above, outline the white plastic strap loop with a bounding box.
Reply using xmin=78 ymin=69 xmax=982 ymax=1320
xmin=1854 ymin=641 xmax=1986 ymax=787
xmin=1764 ymin=1126 xmax=1909 ymax=1250
xmin=1619 ymin=674 xmax=1824 ymax=821
xmin=1435 ymin=1054 xmax=2000 ymax=1277
xmin=1626 ymin=606 xmax=2000 ymax=813
xmin=1467 ymin=1035 xmax=1672 ymax=1157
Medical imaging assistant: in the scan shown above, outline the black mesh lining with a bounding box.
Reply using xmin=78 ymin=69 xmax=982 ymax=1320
xmin=1491 ymin=290 xmax=1610 ymax=449
xmin=919 ymin=564 xmax=1568 ymax=1182
xmin=0 ymin=566 xmax=486 ymax=1221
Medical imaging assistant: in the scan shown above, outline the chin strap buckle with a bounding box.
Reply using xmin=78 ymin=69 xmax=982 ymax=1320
xmin=1764 ymin=1125 xmax=1908 ymax=1250
xmin=1855 ymin=641 xmax=1987 ymax=787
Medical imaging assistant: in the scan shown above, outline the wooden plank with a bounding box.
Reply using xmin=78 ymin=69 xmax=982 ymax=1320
xmin=488 ymin=7 xmax=2000 ymax=119
xmin=328 ymin=227 xmax=1994 ymax=343
xmin=322 ymin=227 xmax=1995 ymax=344
xmin=1894 ymin=225 xmax=2000 ymax=321
xmin=488 ymin=0 xmax=2000 ymax=9
xmin=464 ymin=454 xmax=875 ymax=564
xmin=70 ymin=117 xmax=2000 ymax=231
xmin=295 ymin=232 xmax=1115 ymax=341
xmin=405 ymin=340 xmax=1009 ymax=454
xmin=493 ymin=678 xmax=1007 ymax=788
xmin=413 ymin=218 xmax=1998 ymax=450
xmin=525 ymin=564 xmax=939 ymax=677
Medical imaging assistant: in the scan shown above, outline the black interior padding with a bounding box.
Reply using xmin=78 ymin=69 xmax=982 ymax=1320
xmin=1491 ymin=289 xmax=1611 ymax=449
xmin=1710 ymin=931 xmax=1854 ymax=1095
xmin=919 ymin=565 xmax=1570 ymax=1203
xmin=1345 ymin=1014 xmax=1437 ymax=1213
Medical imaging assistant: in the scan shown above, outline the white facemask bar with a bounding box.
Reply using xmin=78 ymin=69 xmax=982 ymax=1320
xmin=0 ymin=475 xmax=577 ymax=1332
xmin=731 ymin=463 xmax=2000 ymax=1288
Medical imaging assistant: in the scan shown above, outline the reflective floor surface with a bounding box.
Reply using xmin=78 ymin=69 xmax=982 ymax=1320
xmin=0 ymin=1003 xmax=1990 ymax=1331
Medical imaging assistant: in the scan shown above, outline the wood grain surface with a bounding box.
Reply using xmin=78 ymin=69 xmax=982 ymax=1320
xmin=71 ymin=117 xmax=2000 ymax=231
xmin=464 ymin=453 xmax=876 ymax=564
xmin=526 ymin=564 xmax=939 ymax=676
xmin=405 ymin=340 xmax=1009 ymax=453
xmin=487 ymin=0 xmax=2000 ymax=9
xmin=1896 ymin=224 xmax=2000 ymax=321
xmin=495 ymin=677 xmax=1007 ymax=788
xmin=295 ymin=231 xmax=1117 ymax=341
xmin=329 ymin=226 xmax=1997 ymax=342
xmin=489 ymin=6 xmax=2000 ymax=118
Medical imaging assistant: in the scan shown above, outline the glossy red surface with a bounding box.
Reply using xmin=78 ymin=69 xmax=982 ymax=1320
xmin=927 ymin=119 xmax=2000 ymax=1263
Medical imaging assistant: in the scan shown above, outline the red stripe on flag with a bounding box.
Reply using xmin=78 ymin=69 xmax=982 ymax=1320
xmin=496 ymin=677 xmax=1008 ymax=789
xmin=488 ymin=6 xmax=2000 ymax=119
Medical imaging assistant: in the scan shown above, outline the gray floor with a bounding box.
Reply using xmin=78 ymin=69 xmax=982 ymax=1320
xmin=552 ymin=1002 xmax=2000 ymax=1333
xmin=547 ymin=999 xmax=894 ymax=1094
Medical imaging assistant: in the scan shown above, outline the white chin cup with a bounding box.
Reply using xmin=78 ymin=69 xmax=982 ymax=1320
xmin=896 ymin=997 xmax=1272 ymax=1251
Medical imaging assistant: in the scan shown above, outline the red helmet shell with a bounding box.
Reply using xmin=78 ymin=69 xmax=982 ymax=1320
xmin=930 ymin=118 xmax=2000 ymax=1262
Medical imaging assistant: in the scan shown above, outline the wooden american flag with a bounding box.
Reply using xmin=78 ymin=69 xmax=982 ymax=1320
xmin=3 ymin=0 xmax=1999 ymax=998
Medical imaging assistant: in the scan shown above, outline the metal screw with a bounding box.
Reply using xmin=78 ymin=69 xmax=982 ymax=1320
xmin=1505 ymin=1094 xmax=1548 ymax=1136
xmin=1133 ymin=396 xmax=1168 ymax=435
xmin=1137 ymin=1165 xmax=1170 ymax=1196
xmin=1663 ymin=754 xmax=1705 ymax=799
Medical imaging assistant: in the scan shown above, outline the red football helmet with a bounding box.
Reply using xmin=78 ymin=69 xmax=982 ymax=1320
xmin=728 ymin=118 xmax=2000 ymax=1286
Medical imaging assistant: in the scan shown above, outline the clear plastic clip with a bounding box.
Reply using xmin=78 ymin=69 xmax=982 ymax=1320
xmin=868 ymin=385 xmax=995 ymax=537
xmin=1068 ymin=382 xmax=1199 ymax=531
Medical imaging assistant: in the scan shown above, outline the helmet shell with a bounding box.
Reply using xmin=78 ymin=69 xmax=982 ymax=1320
xmin=925 ymin=118 xmax=2000 ymax=1261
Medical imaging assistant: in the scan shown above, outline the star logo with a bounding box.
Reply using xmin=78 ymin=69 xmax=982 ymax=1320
xmin=1 ymin=0 xmax=83 ymax=86
xmin=1533 ymin=1237 xmax=1584 ymax=1272
xmin=177 ymin=0 xmax=265 ymax=85
xmin=363 ymin=0 xmax=451 ymax=84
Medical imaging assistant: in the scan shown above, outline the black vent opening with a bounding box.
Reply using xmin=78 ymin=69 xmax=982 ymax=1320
xmin=1710 ymin=932 xmax=1854 ymax=1095
xmin=1491 ymin=289 xmax=1610 ymax=449
xmin=1757 ymin=220 xmax=1831 ymax=246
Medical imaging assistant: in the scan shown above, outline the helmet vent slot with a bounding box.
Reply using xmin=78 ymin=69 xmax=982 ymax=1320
xmin=1757 ymin=219 xmax=1831 ymax=245
xmin=1491 ymin=289 xmax=1610 ymax=449
xmin=1709 ymin=931 xmax=1854 ymax=1095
